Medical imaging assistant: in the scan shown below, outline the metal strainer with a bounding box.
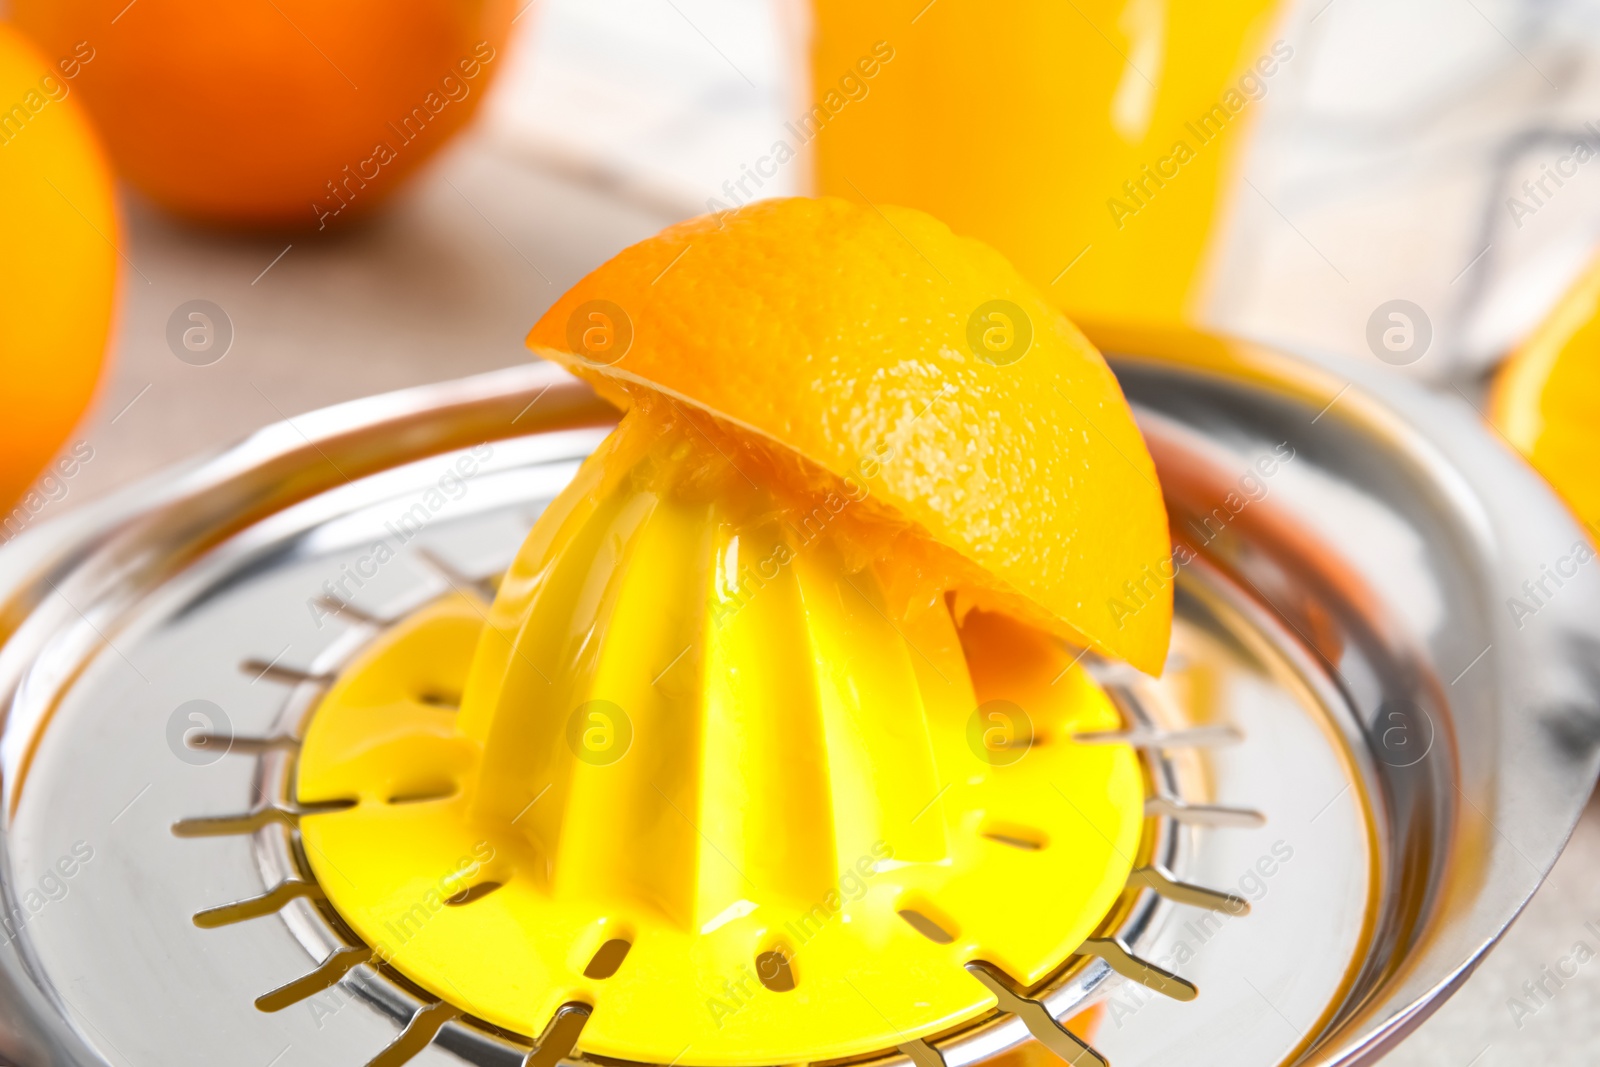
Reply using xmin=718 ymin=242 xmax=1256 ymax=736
xmin=0 ymin=330 xmax=1594 ymax=1067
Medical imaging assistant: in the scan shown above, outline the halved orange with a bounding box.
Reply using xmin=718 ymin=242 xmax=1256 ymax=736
xmin=527 ymin=197 xmax=1173 ymax=674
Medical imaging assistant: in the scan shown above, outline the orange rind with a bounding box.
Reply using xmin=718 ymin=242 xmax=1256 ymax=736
xmin=527 ymin=196 xmax=1173 ymax=674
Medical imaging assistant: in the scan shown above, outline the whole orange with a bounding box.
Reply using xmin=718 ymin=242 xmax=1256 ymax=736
xmin=0 ymin=23 xmax=117 ymax=530
xmin=10 ymin=0 xmax=515 ymax=229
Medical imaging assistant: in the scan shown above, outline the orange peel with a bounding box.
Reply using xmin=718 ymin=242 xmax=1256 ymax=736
xmin=527 ymin=197 xmax=1173 ymax=674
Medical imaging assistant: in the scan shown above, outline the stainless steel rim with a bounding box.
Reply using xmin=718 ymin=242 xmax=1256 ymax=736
xmin=1097 ymin=330 xmax=1600 ymax=1063
xmin=0 ymin=332 xmax=1593 ymax=1067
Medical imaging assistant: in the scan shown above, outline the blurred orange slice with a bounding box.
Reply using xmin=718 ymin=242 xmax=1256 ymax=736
xmin=1491 ymin=254 xmax=1600 ymax=533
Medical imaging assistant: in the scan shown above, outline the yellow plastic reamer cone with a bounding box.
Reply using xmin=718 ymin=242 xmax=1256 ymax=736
xmin=295 ymin=198 xmax=1169 ymax=1066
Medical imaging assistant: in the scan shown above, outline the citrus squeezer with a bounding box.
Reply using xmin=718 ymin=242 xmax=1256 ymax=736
xmin=0 ymin=203 xmax=1597 ymax=1067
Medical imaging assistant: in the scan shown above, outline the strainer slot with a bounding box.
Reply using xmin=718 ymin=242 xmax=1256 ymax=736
xmin=978 ymin=822 xmax=1048 ymax=850
xmin=386 ymin=782 xmax=459 ymax=805
xmin=417 ymin=689 xmax=462 ymax=711
xmin=445 ymin=881 xmax=503 ymax=907
xmin=583 ymin=937 xmax=633 ymax=978
xmin=897 ymin=899 xmax=959 ymax=945
xmin=755 ymin=945 xmax=796 ymax=992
